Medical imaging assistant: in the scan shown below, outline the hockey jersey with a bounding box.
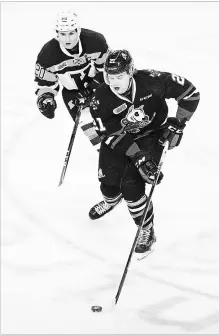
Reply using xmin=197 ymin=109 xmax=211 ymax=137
xmin=90 ymin=69 xmax=200 ymax=157
xmin=34 ymin=28 xmax=109 ymax=97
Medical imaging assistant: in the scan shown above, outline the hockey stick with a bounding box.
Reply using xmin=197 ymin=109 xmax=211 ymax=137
xmin=58 ymin=105 xmax=83 ymax=186
xmin=113 ymin=140 xmax=169 ymax=305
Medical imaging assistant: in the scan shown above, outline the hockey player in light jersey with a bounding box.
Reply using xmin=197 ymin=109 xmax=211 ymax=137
xmin=89 ymin=49 xmax=200 ymax=258
xmin=34 ymin=10 xmax=109 ymax=151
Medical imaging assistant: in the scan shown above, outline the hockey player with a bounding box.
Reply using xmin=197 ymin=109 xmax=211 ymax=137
xmin=89 ymin=49 xmax=200 ymax=258
xmin=35 ymin=10 xmax=109 ymax=151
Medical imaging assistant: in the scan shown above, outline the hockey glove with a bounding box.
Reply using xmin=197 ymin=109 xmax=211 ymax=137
xmin=131 ymin=150 xmax=163 ymax=184
xmin=74 ymin=87 xmax=94 ymax=108
xmin=37 ymin=92 xmax=57 ymax=119
xmin=159 ymin=117 xmax=186 ymax=149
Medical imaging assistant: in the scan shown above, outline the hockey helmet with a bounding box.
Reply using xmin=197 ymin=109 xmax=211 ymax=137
xmin=104 ymin=49 xmax=134 ymax=76
xmin=55 ymin=10 xmax=80 ymax=33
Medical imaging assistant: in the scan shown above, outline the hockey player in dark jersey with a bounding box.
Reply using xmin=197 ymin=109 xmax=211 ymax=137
xmin=35 ymin=10 xmax=109 ymax=151
xmin=89 ymin=49 xmax=200 ymax=258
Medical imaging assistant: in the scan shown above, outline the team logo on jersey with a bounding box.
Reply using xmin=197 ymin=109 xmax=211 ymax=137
xmin=56 ymin=61 xmax=69 ymax=71
xmin=55 ymin=57 xmax=87 ymax=71
xmin=73 ymin=56 xmax=87 ymax=66
xmin=113 ymin=103 xmax=128 ymax=114
xmin=51 ymin=52 xmax=103 ymax=73
xmin=121 ymin=105 xmax=155 ymax=133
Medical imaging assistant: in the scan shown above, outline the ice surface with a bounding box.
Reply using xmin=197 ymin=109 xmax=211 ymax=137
xmin=1 ymin=2 xmax=219 ymax=334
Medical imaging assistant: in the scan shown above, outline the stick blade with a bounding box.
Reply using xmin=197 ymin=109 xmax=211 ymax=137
xmin=58 ymin=174 xmax=64 ymax=186
xmin=58 ymin=179 xmax=63 ymax=187
xmin=58 ymin=168 xmax=66 ymax=186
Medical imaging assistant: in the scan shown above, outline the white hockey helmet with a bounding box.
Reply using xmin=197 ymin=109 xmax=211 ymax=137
xmin=55 ymin=10 xmax=80 ymax=33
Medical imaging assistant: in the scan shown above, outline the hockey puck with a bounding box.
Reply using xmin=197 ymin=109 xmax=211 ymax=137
xmin=91 ymin=305 xmax=102 ymax=312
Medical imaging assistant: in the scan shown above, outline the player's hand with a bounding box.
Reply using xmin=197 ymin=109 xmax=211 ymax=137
xmin=159 ymin=117 xmax=186 ymax=149
xmin=131 ymin=150 xmax=163 ymax=184
xmin=37 ymin=93 xmax=57 ymax=119
xmin=74 ymin=87 xmax=93 ymax=107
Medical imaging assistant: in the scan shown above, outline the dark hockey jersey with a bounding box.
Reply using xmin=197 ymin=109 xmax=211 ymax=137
xmin=90 ymin=69 xmax=200 ymax=157
xmin=34 ymin=28 xmax=109 ymax=97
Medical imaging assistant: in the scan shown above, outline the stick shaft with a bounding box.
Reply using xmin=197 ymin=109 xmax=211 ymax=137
xmin=114 ymin=141 xmax=169 ymax=304
xmin=58 ymin=106 xmax=82 ymax=186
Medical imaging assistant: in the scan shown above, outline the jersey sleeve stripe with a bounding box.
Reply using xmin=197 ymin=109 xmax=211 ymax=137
xmin=81 ymin=123 xmax=99 ymax=140
xmin=109 ymin=133 xmax=127 ymax=149
xmin=125 ymin=142 xmax=141 ymax=157
xmin=183 ymin=93 xmax=200 ymax=101
xmin=176 ymin=84 xmax=194 ymax=101
xmin=176 ymin=106 xmax=194 ymax=120
xmin=36 ymin=85 xmax=59 ymax=97
xmin=105 ymin=136 xmax=116 ymax=145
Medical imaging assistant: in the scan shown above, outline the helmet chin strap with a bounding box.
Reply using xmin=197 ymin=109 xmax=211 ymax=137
xmin=128 ymin=77 xmax=133 ymax=89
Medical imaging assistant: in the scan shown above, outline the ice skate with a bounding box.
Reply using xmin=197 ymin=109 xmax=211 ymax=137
xmin=89 ymin=199 xmax=121 ymax=220
xmin=89 ymin=200 xmax=113 ymax=220
xmin=135 ymin=222 xmax=156 ymax=260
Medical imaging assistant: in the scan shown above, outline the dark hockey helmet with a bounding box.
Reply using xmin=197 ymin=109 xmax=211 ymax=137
xmin=104 ymin=49 xmax=134 ymax=76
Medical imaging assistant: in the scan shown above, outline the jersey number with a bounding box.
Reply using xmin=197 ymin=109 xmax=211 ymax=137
xmin=171 ymin=74 xmax=185 ymax=86
xmin=35 ymin=63 xmax=45 ymax=79
xmin=94 ymin=117 xmax=106 ymax=132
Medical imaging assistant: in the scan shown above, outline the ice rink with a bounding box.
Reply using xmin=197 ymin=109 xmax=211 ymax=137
xmin=1 ymin=1 xmax=219 ymax=334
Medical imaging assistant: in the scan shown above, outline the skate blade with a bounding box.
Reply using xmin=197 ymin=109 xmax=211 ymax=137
xmin=135 ymin=248 xmax=154 ymax=261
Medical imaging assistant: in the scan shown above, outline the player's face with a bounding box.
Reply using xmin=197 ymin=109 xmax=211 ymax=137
xmin=108 ymin=72 xmax=131 ymax=94
xmin=57 ymin=30 xmax=79 ymax=49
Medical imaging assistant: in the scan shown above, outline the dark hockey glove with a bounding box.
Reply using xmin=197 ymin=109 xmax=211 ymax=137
xmin=159 ymin=117 xmax=186 ymax=149
xmin=37 ymin=92 xmax=57 ymax=119
xmin=74 ymin=87 xmax=94 ymax=108
xmin=131 ymin=150 xmax=163 ymax=184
